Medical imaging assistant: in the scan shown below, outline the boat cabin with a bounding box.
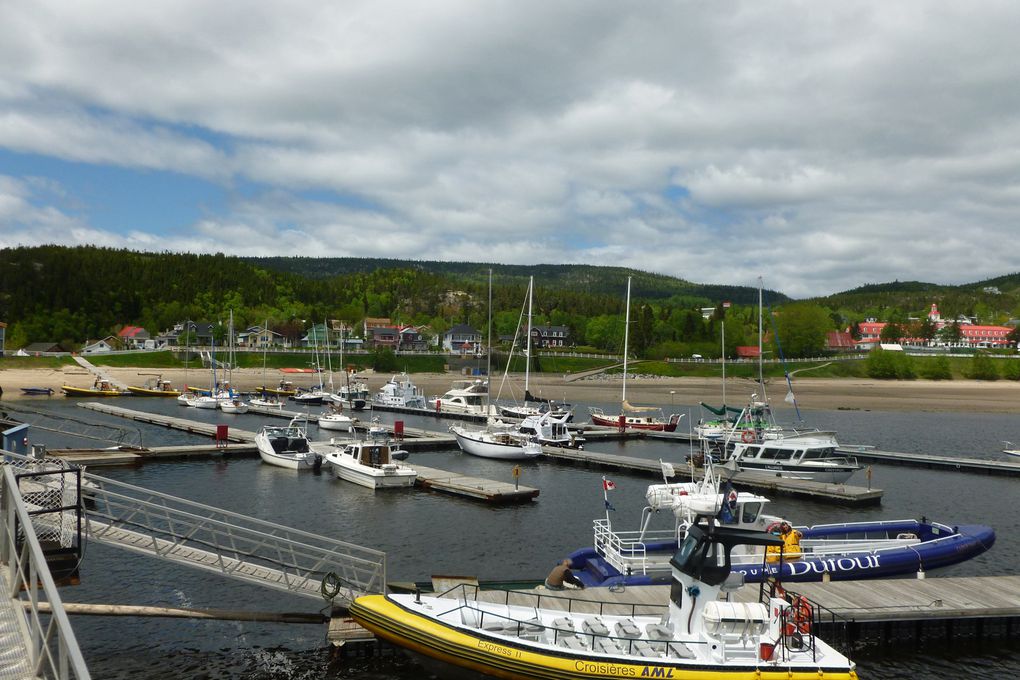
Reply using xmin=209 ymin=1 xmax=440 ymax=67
xmin=348 ymin=443 xmax=396 ymax=467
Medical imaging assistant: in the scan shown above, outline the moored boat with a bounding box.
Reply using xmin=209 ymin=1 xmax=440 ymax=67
xmin=432 ymin=379 xmax=498 ymax=416
xmin=61 ymin=380 xmax=126 ymax=397
xmin=318 ymin=405 xmax=356 ymax=431
xmin=20 ymin=387 xmax=54 ymax=395
xmin=374 ymin=373 xmax=427 ymax=409
xmin=567 ymin=462 xmax=994 ymax=587
xmin=450 ymin=422 xmax=543 ymax=460
xmin=319 ymin=436 xmax=416 ymax=489
xmin=219 ymin=398 xmax=249 ymax=414
xmin=126 ymin=377 xmax=182 ymax=397
xmin=254 ymin=418 xmax=320 ymax=470
xmin=349 ymin=518 xmax=858 ymax=679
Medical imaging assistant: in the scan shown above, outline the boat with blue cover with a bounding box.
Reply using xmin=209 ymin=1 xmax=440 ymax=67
xmin=566 ymin=462 xmax=995 ymax=587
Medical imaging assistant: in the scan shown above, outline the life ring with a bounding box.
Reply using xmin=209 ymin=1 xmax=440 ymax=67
xmin=741 ymin=429 xmax=755 ymax=443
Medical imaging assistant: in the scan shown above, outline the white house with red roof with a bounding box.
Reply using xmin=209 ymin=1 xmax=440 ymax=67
xmin=853 ymin=303 xmax=1015 ymax=350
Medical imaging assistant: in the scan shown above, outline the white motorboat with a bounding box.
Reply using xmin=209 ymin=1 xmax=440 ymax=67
xmin=515 ymin=410 xmax=584 ymax=448
xmin=432 ymin=379 xmax=497 ymax=416
xmin=349 ymin=517 xmax=858 ymax=679
xmin=373 ymin=373 xmax=427 ymax=409
xmin=330 ymin=380 xmax=369 ymax=410
xmin=293 ymin=385 xmax=329 ymax=406
xmin=711 ymin=426 xmax=861 ymax=484
xmin=318 ymin=406 xmax=356 ymax=431
xmin=320 ymin=437 xmax=416 ymax=489
xmin=192 ymin=395 xmax=221 ymax=409
xmin=450 ymin=422 xmax=543 ymax=460
xmin=254 ymin=418 xmax=320 ymax=470
xmin=250 ymin=394 xmax=284 ymax=409
xmin=219 ymin=398 xmax=249 ymax=414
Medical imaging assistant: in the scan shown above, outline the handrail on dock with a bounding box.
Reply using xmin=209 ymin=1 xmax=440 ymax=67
xmin=0 ymin=465 xmax=91 ymax=679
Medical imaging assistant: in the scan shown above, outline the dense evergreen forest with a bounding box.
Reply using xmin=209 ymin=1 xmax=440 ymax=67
xmin=2 ymin=245 xmax=1018 ymax=359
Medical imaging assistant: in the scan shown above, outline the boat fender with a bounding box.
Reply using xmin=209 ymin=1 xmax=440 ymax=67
xmin=312 ymin=454 xmax=323 ymax=473
xmin=741 ymin=429 xmax=755 ymax=443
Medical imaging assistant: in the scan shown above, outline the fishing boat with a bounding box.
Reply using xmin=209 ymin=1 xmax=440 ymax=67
xmin=349 ymin=518 xmax=858 ymax=679
xmin=374 ymin=373 xmax=428 ymax=409
xmin=61 ymin=380 xmax=126 ymax=397
xmin=254 ymin=418 xmax=320 ymax=470
xmin=589 ymin=277 xmax=681 ymax=432
xmin=319 ymin=435 xmax=416 ymax=489
xmin=567 ymin=460 xmax=995 ymax=587
xmin=20 ymin=387 xmax=54 ymax=395
xmin=126 ymin=376 xmax=181 ymax=397
xmin=450 ymin=422 xmax=543 ymax=460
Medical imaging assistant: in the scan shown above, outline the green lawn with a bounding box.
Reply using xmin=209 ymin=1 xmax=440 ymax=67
xmin=0 ymin=356 xmax=76 ymax=369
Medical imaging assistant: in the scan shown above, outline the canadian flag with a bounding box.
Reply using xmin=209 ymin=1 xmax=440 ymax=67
xmin=602 ymin=478 xmax=617 ymax=491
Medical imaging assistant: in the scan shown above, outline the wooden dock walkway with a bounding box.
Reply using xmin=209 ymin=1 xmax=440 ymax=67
xmin=72 ymin=355 xmax=131 ymax=391
xmin=538 ymin=445 xmax=882 ymax=506
xmin=838 ymin=446 xmax=1020 ymax=476
xmin=410 ymin=464 xmax=539 ymax=504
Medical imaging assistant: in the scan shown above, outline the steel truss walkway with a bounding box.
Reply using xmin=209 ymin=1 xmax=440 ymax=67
xmin=80 ymin=473 xmax=386 ymax=605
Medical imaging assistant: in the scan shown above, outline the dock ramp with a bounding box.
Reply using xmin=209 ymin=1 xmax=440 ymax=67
xmin=71 ymin=356 xmax=130 ymax=391
xmin=0 ymin=454 xmax=91 ymax=678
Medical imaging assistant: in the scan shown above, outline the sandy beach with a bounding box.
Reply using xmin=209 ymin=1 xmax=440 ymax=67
xmin=3 ymin=364 xmax=1018 ymax=414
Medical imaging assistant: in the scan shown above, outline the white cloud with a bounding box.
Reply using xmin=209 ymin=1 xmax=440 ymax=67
xmin=2 ymin=1 xmax=1020 ymax=296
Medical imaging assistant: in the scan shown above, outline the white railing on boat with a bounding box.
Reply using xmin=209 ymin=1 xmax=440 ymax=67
xmin=593 ymin=519 xmax=675 ymax=576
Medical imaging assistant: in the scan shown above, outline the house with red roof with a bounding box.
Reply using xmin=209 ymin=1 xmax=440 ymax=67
xmin=117 ymin=325 xmax=152 ymax=349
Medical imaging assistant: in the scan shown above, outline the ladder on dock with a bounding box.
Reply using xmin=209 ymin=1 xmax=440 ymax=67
xmin=71 ymin=356 xmax=130 ymax=391
xmin=0 ymin=457 xmax=91 ymax=678
xmin=79 ymin=471 xmax=386 ymax=604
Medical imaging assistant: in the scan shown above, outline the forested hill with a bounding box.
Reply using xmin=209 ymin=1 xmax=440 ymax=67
xmin=812 ymin=274 xmax=1020 ymax=323
xmin=244 ymin=256 xmax=785 ymax=306
xmin=0 ymin=245 xmax=777 ymax=348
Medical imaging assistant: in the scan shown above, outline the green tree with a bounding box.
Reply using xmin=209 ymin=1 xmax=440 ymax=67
xmin=771 ymin=303 xmax=831 ymax=357
xmin=1001 ymin=359 xmax=1020 ymax=381
xmin=880 ymin=323 xmax=905 ymax=343
xmin=938 ymin=321 xmax=962 ymax=345
xmin=371 ymin=348 xmax=398 ymax=372
xmin=966 ymin=352 xmax=999 ymax=380
xmin=920 ymin=355 xmax=952 ymax=380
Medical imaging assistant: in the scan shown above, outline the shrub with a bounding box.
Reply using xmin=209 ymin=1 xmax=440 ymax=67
xmin=966 ymin=352 xmax=999 ymax=381
xmin=1002 ymin=359 xmax=1020 ymax=381
xmin=920 ymin=355 xmax=952 ymax=380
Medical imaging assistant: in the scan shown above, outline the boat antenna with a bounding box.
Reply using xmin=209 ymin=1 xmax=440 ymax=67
xmin=721 ymin=320 xmax=726 ymax=408
xmin=622 ymin=275 xmax=631 ymax=405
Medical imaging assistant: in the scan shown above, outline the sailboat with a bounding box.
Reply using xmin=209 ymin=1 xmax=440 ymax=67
xmin=450 ymin=270 xmax=543 ymax=460
xmin=589 ymin=277 xmax=682 ymax=432
xmin=219 ymin=311 xmax=249 ymax=412
xmin=251 ymin=320 xmax=284 ymax=409
xmin=329 ymin=322 xmax=369 ymax=410
xmin=293 ymin=322 xmax=330 ymax=405
xmin=496 ymin=276 xmax=572 ymax=421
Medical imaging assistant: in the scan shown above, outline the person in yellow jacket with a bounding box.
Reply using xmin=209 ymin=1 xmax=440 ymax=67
xmin=766 ymin=522 xmax=804 ymax=563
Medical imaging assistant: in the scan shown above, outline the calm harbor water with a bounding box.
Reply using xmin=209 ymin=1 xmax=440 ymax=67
xmin=6 ymin=393 xmax=1020 ymax=679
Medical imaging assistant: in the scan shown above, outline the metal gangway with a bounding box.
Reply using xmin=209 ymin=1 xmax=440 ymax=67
xmin=70 ymin=356 xmax=130 ymax=391
xmin=80 ymin=471 xmax=386 ymax=605
xmin=0 ymin=454 xmax=91 ymax=679
xmin=1 ymin=404 xmax=143 ymax=447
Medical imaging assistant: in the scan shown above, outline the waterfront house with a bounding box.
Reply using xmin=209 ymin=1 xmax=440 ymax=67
xmin=826 ymin=331 xmax=856 ymax=352
xmin=83 ymin=336 xmax=119 ymax=354
xmin=855 ymin=304 xmax=1014 ymax=350
xmin=237 ymin=325 xmax=288 ymax=349
xmin=22 ymin=342 xmax=63 ymax=355
xmin=117 ymin=325 xmax=151 ymax=349
xmin=156 ymin=321 xmax=216 ymax=348
xmin=443 ymin=324 xmax=482 ymax=353
xmin=398 ymin=326 xmax=430 ymax=351
xmin=369 ymin=326 xmax=400 ymax=349
xmin=530 ymin=324 xmax=571 ymax=348
xmin=362 ymin=317 xmax=392 ymax=338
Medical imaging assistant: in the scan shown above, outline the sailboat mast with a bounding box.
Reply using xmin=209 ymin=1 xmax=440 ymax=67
xmin=757 ymin=276 xmax=767 ymax=402
xmin=622 ymin=276 xmax=631 ymax=404
xmin=721 ymin=320 xmax=726 ymax=406
xmin=525 ymin=276 xmax=533 ymax=396
xmin=485 ymin=269 xmax=492 ymax=413
xmin=324 ymin=317 xmax=335 ymax=392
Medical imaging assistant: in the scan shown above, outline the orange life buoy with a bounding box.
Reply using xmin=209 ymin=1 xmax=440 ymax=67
xmin=741 ymin=429 xmax=755 ymax=443
xmin=784 ymin=595 xmax=812 ymax=636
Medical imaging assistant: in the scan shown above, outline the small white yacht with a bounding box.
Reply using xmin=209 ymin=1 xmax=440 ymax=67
xmin=320 ymin=435 xmax=416 ymax=489
xmin=254 ymin=418 xmax=320 ymax=470
xmin=374 ymin=373 xmax=428 ymax=409
xmin=318 ymin=404 xmax=357 ymax=431
xmin=450 ymin=422 xmax=543 ymax=460
xmin=219 ymin=397 xmax=249 ymax=414
xmin=433 ymin=379 xmax=497 ymax=416
xmin=515 ymin=410 xmax=584 ymax=448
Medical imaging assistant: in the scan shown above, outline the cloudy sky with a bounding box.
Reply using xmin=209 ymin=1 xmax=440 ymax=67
xmin=1 ymin=1 xmax=1018 ymax=297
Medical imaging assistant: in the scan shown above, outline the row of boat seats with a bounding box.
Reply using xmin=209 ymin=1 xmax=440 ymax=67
xmin=582 ymin=617 xmax=609 ymax=637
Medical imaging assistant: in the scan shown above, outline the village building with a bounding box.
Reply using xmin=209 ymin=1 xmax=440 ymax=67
xmin=443 ymin=324 xmax=482 ymax=353
xmin=82 ymin=336 xmax=119 ymax=354
xmin=117 ymin=325 xmax=152 ymax=349
xmin=854 ymin=304 xmax=1014 ymax=350
xmin=530 ymin=324 xmax=571 ymax=348
xmin=237 ymin=325 xmax=288 ymax=349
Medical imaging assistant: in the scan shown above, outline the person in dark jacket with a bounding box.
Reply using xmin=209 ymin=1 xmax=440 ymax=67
xmin=544 ymin=559 xmax=585 ymax=590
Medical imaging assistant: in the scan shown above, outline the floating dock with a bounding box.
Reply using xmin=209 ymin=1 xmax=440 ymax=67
xmin=538 ymin=445 xmax=882 ymax=506
xmin=410 ymin=464 xmax=539 ymax=504
xmin=838 ymin=446 xmax=1020 ymax=476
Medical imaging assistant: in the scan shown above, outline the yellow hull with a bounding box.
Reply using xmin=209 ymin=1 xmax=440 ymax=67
xmin=61 ymin=385 xmax=124 ymax=397
xmin=349 ymin=595 xmax=858 ymax=680
xmin=126 ymin=386 xmax=183 ymax=397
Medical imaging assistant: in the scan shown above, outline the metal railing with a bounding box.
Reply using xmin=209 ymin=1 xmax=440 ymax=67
xmin=592 ymin=519 xmax=675 ymax=576
xmin=0 ymin=465 xmax=90 ymax=679
xmin=81 ymin=474 xmax=386 ymax=604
